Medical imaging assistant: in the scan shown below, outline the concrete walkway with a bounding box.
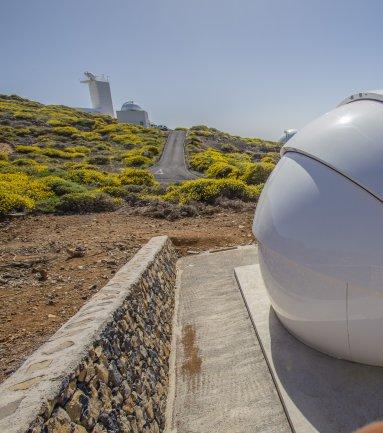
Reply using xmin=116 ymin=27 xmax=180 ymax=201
xmin=166 ymin=246 xmax=291 ymax=433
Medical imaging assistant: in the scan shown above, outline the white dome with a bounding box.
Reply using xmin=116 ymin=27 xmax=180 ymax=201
xmin=254 ymin=91 xmax=383 ymax=366
xmin=121 ymin=101 xmax=143 ymax=111
xmin=283 ymin=98 xmax=383 ymax=201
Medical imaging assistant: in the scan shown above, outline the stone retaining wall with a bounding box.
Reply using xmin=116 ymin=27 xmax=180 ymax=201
xmin=0 ymin=236 xmax=177 ymax=433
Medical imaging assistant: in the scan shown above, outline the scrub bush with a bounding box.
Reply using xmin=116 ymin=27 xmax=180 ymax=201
xmin=40 ymin=176 xmax=87 ymax=196
xmin=15 ymin=145 xmax=41 ymax=154
xmin=0 ymin=173 xmax=53 ymax=214
xmin=189 ymin=148 xmax=226 ymax=172
xmin=67 ymin=168 xmax=119 ymax=187
xmin=123 ymin=154 xmax=152 ymax=167
xmin=206 ymin=162 xmax=238 ymax=179
xmin=241 ymin=162 xmax=275 ymax=185
xmin=165 ymin=178 xmax=261 ymax=204
xmin=56 ymin=191 xmax=121 ymax=214
xmin=119 ymin=168 xmax=157 ymax=186
xmin=87 ymin=155 xmax=110 ymax=165
xmin=52 ymin=126 xmax=79 ymax=136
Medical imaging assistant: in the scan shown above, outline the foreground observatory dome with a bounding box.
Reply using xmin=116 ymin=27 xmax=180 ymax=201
xmin=253 ymin=90 xmax=383 ymax=366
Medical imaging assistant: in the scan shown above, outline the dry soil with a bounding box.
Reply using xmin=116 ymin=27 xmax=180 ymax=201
xmin=0 ymin=207 xmax=254 ymax=382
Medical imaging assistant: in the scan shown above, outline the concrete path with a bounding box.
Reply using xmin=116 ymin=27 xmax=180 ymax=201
xmin=150 ymin=130 xmax=200 ymax=183
xmin=235 ymin=263 xmax=383 ymax=433
xmin=166 ymin=246 xmax=291 ymax=433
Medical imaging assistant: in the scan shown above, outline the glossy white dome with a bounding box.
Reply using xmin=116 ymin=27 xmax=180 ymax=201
xmin=121 ymin=101 xmax=143 ymax=111
xmin=253 ymin=92 xmax=383 ymax=366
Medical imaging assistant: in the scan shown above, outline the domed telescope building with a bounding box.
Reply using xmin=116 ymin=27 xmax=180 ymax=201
xmin=253 ymin=89 xmax=383 ymax=366
xmin=116 ymin=101 xmax=150 ymax=127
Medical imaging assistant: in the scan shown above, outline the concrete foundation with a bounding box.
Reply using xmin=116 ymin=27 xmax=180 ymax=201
xmin=235 ymin=263 xmax=383 ymax=433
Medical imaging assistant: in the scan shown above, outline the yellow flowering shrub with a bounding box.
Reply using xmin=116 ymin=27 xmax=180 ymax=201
xmin=206 ymin=162 xmax=239 ymax=179
xmin=15 ymin=145 xmax=41 ymax=154
xmin=110 ymin=133 xmax=142 ymax=145
xmin=119 ymin=168 xmax=157 ymax=186
xmin=68 ymin=168 xmax=120 ymax=187
xmin=0 ymin=173 xmax=53 ymax=213
xmin=241 ymin=162 xmax=275 ymax=185
xmin=123 ymin=154 xmax=152 ymax=167
xmin=165 ymin=178 xmax=262 ymax=204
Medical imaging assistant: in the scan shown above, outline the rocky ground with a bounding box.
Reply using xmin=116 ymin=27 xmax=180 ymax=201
xmin=0 ymin=206 xmax=255 ymax=383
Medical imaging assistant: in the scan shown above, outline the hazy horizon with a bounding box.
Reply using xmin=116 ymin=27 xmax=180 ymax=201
xmin=1 ymin=0 xmax=383 ymax=140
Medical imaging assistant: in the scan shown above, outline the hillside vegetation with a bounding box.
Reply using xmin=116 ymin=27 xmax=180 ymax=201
xmin=0 ymin=96 xmax=279 ymax=216
xmin=0 ymin=95 xmax=166 ymax=214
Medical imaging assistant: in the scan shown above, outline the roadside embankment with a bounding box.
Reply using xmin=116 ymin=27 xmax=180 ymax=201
xmin=0 ymin=236 xmax=177 ymax=433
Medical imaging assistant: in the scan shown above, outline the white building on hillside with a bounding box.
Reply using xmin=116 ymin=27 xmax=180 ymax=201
xmin=79 ymin=72 xmax=114 ymax=117
xmin=116 ymin=101 xmax=150 ymax=127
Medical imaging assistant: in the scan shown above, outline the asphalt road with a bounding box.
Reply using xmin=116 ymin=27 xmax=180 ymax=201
xmin=150 ymin=130 xmax=200 ymax=183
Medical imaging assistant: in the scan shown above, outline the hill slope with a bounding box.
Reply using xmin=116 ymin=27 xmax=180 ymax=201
xmin=0 ymin=94 xmax=166 ymax=214
xmin=0 ymin=96 xmax=278 ymax=215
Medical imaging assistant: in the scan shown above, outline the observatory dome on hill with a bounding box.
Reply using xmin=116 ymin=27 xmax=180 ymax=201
xmin=253 ymin=89 xmax=383 ymax=367
xmin=121 ymin=101 xmax=144 ymax=111
xmin=117 ymin=100 xmax=150 ymax=127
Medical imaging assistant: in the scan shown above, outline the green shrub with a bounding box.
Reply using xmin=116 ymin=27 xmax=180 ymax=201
xmin=52 ymin=126 xmax=79 ymax=136
xmin=0 ymin=192 xmax=34 ymax=213
xmin=73 ymin=131 xmax=101 ymax=141
xmin=141 ymin=145 xmax=159 ymax=156
xmin=165 ymin=178 xmax=261 ymax=204
xmin=0 ymin=172 xmax=53 ymax=214
xmin=40 ymin=147 xmax=85 ymax=159
xmin=56 ymin=191 xmax=121 ymax=214
xmin=40 ymin=176 xmax=87 ymax=196
xmin=190 ymin=149 xmax=225 ymax=172
xmin=260 ymin=156 xmax=274 ymax=163
xmin=47 ymin=119 xmax=64 ymax=127
xmin=206 ymin=162 xmax=238 ymax=179
xmin=72 ymin=118 xmax=96 ymax=129
xmin=241 ymin=162 xmax=275 ymax=185
xmin=221 ymin=143 xmax=236 ymax=153
xmin=15 ymin=145 xmax=41 ymax=154
xmin=190 ymin=125 xmax=210 ymax=131
xmin=101 ymin=185 xmax=133 ymax=198
xmin=0 ymin=152 xmax=9 ymax=161
xmin=35 ymin=196 xmax=62 ymax=213
xmin=12 ymin=158 xmax=39 ymax=166
xmin=119 ymin=168 xmax=156 ymax=186
xmin=123 ymin=154 xmax=152 ymax=167
xmin=110 ymin=133 xmax=142 ymax=145
xmin=66 ymin=146 xmax=91 ymax=154
xmin=68 ymin=168 xmax=119 ymax=187
xmin=87 ymin=155 xmax=111 ymax=165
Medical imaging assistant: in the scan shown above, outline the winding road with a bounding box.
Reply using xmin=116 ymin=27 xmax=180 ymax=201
xmin=150 ymin=130 xmax=200 ymax=183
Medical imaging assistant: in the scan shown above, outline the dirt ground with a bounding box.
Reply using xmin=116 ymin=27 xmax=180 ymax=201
xmin=0 ymin=207 xmax=255 ymax=383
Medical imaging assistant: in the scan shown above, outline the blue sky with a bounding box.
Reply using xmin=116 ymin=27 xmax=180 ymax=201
xmin=1 ymin=0 xmax=383 ymax=139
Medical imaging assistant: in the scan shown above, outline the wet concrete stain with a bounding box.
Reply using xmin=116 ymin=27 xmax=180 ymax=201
xmin=181 ymin=324 xmax=202 ymax=390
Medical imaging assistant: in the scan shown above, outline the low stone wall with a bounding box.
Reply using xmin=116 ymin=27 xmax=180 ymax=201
xmin=0 ymin=236 xmax=177 ymax=433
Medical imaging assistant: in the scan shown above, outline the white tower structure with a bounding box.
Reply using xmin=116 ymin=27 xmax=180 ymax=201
xmin=80 ymin=72 xmax=114 ymax=117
